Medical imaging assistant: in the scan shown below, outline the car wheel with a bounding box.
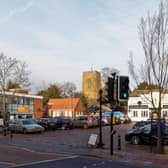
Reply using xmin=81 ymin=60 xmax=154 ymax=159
xmin=23 ymin=129 xmax=27 ymax=134
xmin=131 ymin=136 xmax=140 ymax=145
xmin=61 ymin=125 xmax=66 ymax=130
xmin=83 ymin=124 xmax=88 ymax=129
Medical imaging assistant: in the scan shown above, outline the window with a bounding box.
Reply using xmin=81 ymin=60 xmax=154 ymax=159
xmin=141 ymin=110 xmax=148 ymax=117
xmin=163 ymin=111 xmax=168 ymax=117
xmin=87 ymin=79 xmax=92 ymax=89
xmin=132 ymin=111 xmax=138 ymax=117
xmin=143 ymin=124 xmax=151 ymax=134
xmin=18 ymin=97 xmax=24 ymax=105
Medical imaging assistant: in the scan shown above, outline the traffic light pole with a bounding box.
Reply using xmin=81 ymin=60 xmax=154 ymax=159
xmin=107 ymin=74 xmax=129 ymax=155
xmin=110 ymin=110 xmax=114 ymax=155
xmin=97 ymin=89 xmax=104 ymax=148
xmin=110 ymin=73 xmax=117 ymax=155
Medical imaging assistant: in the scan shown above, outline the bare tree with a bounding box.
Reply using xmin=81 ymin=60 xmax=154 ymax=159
xmin=0 ymin=53 xmax=30 ymax=129
xmin=128 ymin=0 xmax=168 ymax=153
xmin=101 ymin=67 xmax=119 ymax=86
xmin=60 ymin=82 xmax=77 ymax=97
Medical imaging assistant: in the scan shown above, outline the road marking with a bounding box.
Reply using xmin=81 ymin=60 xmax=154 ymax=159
xmin=10 ymin=155 xmax=79 ymax=168
xmin=0 ymin=161 xmax=15 ymax=166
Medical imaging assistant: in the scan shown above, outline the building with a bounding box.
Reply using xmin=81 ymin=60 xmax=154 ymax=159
xmin=128 ymin=89 xmax=168 ymax=121
xmin=48 ymin=98 xmax=84 ymax=118
xmin=0 ymin=89 xmax=43 ymax=119
xmin=82 ymin=71 xmax=101 ymax=101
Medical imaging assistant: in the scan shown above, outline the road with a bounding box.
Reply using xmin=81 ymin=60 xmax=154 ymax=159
xmin=0 ymin=123 xmax=168 ymax=168
xmin=10 ymin=156 xmax=157 ymax=168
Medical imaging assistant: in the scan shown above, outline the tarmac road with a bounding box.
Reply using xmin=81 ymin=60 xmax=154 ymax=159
xmin=0 ymin=144 xmax=70 ymax=167
xmin=0 ymin=124 xmax=168 ymax=168
xmin=10 ymin=156 xmax=158 ymax=168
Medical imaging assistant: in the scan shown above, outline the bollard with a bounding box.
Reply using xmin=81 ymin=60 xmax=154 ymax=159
xmin=3 ymin=127 xmax=6 ymax=136
xmin=118 ymin=135 xmax=121 ymax=150
xmin=10 ymin=130 xmax=13 ymax=139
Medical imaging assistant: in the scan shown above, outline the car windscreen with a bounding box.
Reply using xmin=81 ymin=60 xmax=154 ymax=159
xmin=22 ymin=120 xmax=36 ymax=125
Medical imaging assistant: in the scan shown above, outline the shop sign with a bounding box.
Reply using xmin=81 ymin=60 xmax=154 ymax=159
xmin=18 ymin=106 xmax=29 ymax=113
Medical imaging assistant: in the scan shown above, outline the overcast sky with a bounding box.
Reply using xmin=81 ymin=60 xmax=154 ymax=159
xmin=0 ymin=0 xmax=160 ymax=93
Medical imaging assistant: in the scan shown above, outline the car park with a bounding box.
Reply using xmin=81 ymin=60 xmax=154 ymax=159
xmin=9 ymin=119 xmax=45 ymax=134
xmin=125 ymin=123 xmax=168 ymax=145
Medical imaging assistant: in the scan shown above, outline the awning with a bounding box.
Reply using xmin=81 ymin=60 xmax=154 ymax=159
xmin=103 ymin=111 xmax=124 ymax=116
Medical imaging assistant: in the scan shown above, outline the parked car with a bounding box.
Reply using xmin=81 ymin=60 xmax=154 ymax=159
xmin=36 ymin=118 xmax=57 ymax=130
xmin=132 ymin=119 xmax=166 ymax=129
xmin=73 ymin=115 xmax=98 ymax=128
xmin=132 ymin=121 xmax=150 ymax=129
xmin=125 ymin=123 xmax=168 ymax=145
xmin=123 ymin=115 xmax=132 ymax=123
xmin=102 ymin=115 xmax=110 ymax=125
xmin=9 ymin=119 xmax=44 ymax=133
xmin=54 ymin=117 xmax=73 ymax=130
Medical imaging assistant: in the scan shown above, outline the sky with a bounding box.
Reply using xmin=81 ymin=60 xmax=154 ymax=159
xmin=0 ymin=0 xmax=160 ymax=93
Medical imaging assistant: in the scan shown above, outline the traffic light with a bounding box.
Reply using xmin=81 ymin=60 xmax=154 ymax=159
xmin=118 ymin=76 xmax=129 ymax=101
xmin=107 ymin=77 xmax=115 ymax=102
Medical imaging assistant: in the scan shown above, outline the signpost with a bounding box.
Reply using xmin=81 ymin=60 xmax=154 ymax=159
xmin=88 ymin=134 xmax=98 ymax=146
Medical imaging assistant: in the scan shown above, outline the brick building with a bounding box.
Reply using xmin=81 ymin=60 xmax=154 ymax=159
xmin=48 ymin=98 xmax=84 ymax=118
xmin=0 ymin=89 xmax=43 ymax=119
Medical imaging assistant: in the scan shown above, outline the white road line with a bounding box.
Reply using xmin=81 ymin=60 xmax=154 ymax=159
xmin=0 ymin=161 xmax=15 ymax=166
xmin=10 ymin=155 xmax=79 ymax=168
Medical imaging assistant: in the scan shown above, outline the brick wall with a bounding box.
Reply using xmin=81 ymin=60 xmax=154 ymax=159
xmin=33 ymin=98 xmax=43 ymax=118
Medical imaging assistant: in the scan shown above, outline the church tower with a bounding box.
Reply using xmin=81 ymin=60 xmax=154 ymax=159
xmin=82 ymin=71 xmax=101 ymax=101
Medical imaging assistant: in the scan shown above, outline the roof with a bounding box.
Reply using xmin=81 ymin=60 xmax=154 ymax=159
xmin=129 ymin=90 xmax=149 ymax=97
xmin=0 ymin=91 xmax=43 ymax=99
xmin=129 ymin=89 xmax=168 ymax=97
xmin=48 ymin=98 xmax=80 ymax=110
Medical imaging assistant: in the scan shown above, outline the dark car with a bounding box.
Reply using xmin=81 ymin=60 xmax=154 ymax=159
xmin=54 ymin=117 xmax=73 ymax=130
xmin=36 ymin=118 xmax=57 ymax=130
xmin=125 ymin=123 xmax=168 ymax=145
xmin=132 ymin=121 xmax=150 ymax=129
xmin=132 ymin=119 xmax=166 ymax=129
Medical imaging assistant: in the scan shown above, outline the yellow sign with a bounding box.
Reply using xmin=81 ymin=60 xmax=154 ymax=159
xmin=18 ymin=106 xmax=29 ymax=113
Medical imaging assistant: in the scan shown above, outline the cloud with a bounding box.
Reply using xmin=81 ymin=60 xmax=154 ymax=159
xmin=0 ymin=0 xmax=34 ymax=24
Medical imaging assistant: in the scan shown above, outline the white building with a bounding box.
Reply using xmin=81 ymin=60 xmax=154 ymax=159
xmin=128 ymin=90 xmax=168 ymax=121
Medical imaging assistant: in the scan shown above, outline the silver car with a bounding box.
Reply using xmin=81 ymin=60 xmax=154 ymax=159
xmin=9 ymin=119 xmax=44 ymax=133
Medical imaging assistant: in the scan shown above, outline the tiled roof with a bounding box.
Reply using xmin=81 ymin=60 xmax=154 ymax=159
xmin=48 ymin=98 xmax=80 ymax=110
